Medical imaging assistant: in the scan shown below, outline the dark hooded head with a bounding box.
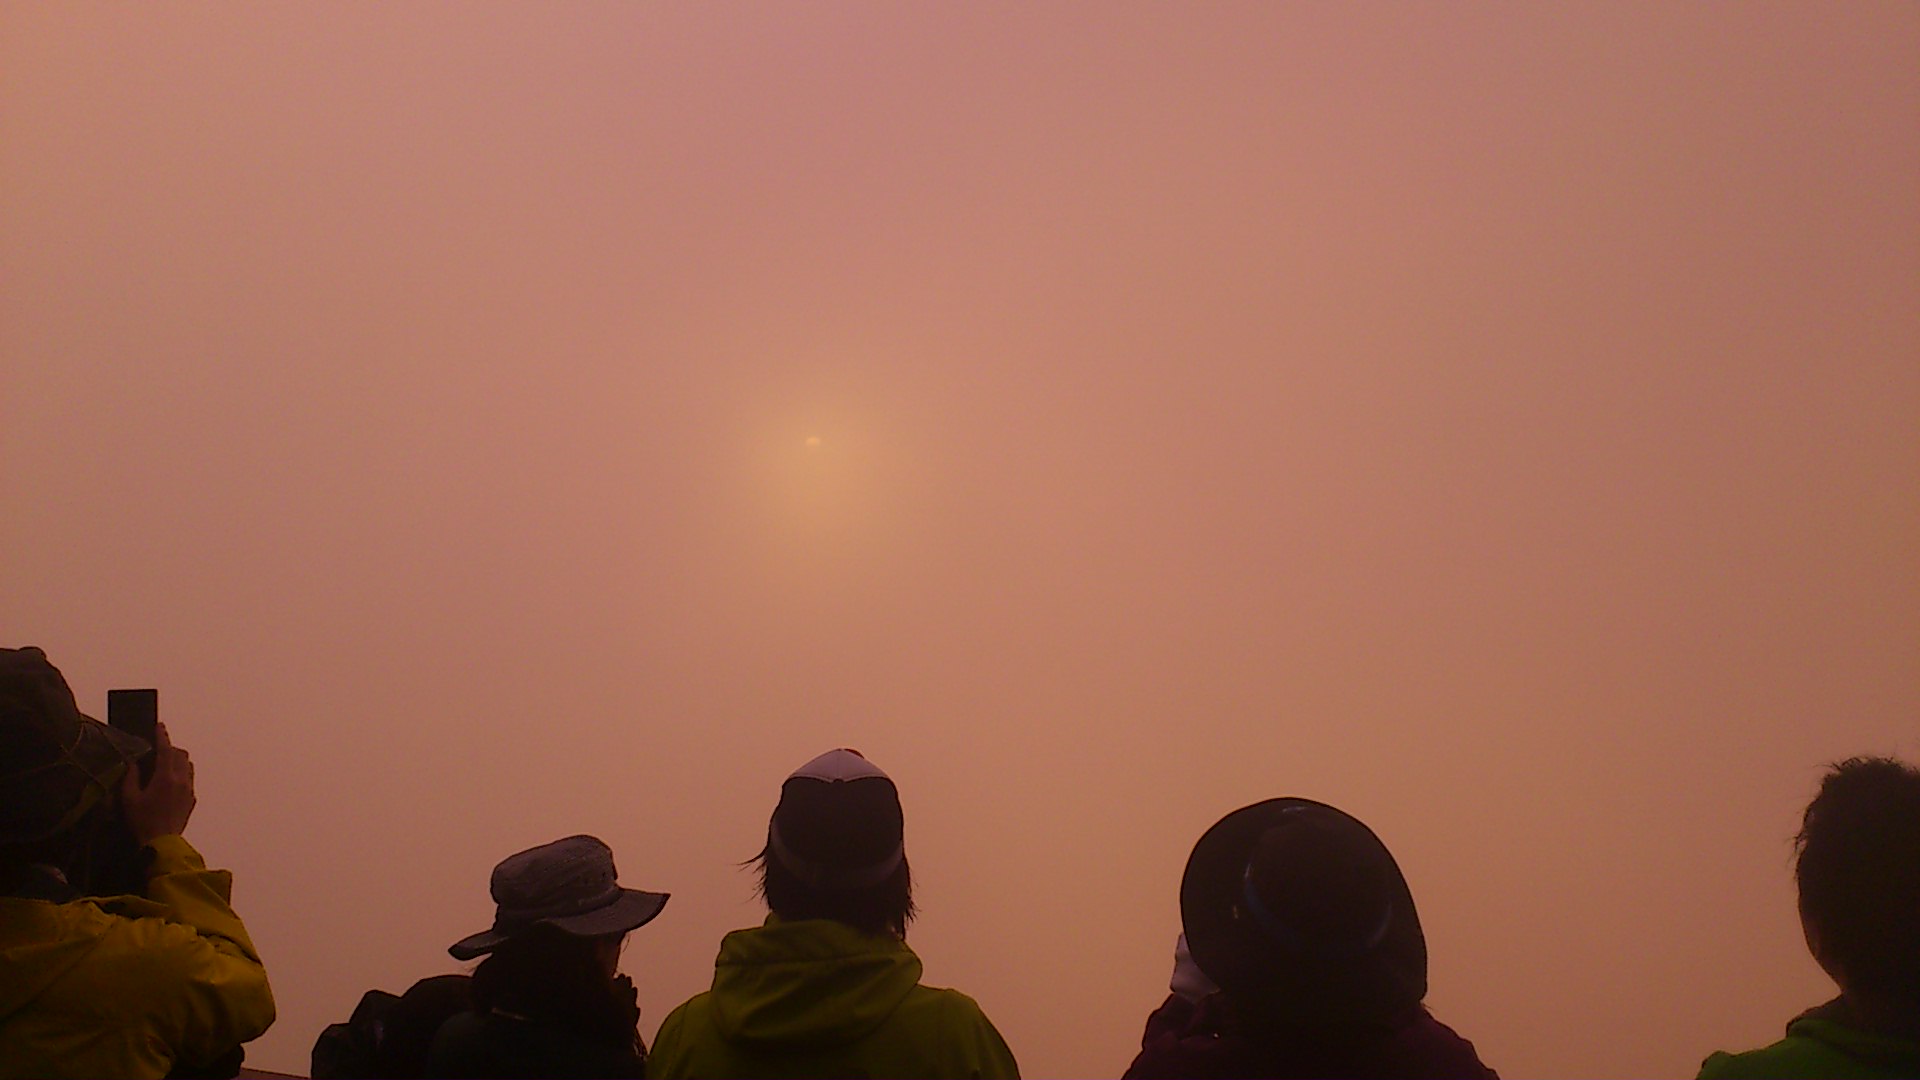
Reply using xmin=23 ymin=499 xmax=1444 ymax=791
xmin=1180 ymin=798 xmax=1426 ymax=1026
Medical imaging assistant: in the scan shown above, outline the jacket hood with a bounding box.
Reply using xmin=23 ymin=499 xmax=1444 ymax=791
xmin=708 ymin=916 xmax=921 ymax=1050
xmin=0 ymin=895 xmax=144 ymax=1021
xmin=1790 ymin=1002 xmax=1920 ymax=1071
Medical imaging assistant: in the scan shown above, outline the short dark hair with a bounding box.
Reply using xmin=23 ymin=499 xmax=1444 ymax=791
xmin=1796 ymin=756 xmax=1920 ymax=1000
xmin=753 ymin=841 xmax=916 ymax=939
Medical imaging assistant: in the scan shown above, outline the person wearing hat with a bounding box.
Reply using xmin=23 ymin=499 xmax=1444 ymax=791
xmin=1124 ymin=798 xmax=1496 ymax=1079
xmin=647 ymin=748 xmax=1019 ymax=1079
xmin=426 ymin=834 xmax=670 ymax=1079
xmin=0 ymin=646 xmax=276 ymax=1080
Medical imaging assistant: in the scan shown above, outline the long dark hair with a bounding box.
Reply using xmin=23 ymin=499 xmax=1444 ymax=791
xmin=753 ymin=843 xmax=916 ymax=939
xmin=470 ymin=927 xmax=641 ymax=1055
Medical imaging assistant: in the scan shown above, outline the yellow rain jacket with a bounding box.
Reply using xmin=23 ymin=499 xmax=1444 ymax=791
xmin=0 ymin=834 xmax=275 ymax=1079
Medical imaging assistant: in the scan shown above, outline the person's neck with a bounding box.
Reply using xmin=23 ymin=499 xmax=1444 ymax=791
xmin=1836 ymin=990 xmax=1920 ymax=1040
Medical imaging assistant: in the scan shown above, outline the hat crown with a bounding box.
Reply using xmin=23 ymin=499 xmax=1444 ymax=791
xmin=789 ymin=748 xmax=890 ymax=783
xmin=489 ymin=835 xmax=623 ymax=922
xmin=0 ymin=648 xmax=86 ymax=764
xmin=769 ymin=748 xmax=905 ymax=890
xmin=448 ymin=836 xmax=668 ymax=960
xmin=1180 ymin=798 xmax=1427 ymax=1021
xmin=1242 ymin=811 xmax=1396 ymax=954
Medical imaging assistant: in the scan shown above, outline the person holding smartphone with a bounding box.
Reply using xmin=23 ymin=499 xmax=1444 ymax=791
xmin=0 ymin=646 xmax=276 ymax=1080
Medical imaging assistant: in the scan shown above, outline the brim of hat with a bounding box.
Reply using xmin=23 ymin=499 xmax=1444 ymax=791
xmin=1179 ymin=797 xmax=1425 ymax=1019
xmin=448 ymin=888 xmax=669 ymax=961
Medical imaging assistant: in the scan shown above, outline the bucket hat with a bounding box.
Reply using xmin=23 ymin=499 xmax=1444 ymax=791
xmin=1180 ymin=798 xmax=1426 ymax=1023
xmin=0 ymin=646 xmax=149 ymax=846
xmin=767 ymin=748 xmax=904 ymax=891
xmin=448 ymin=835 xmax=669 ymax=960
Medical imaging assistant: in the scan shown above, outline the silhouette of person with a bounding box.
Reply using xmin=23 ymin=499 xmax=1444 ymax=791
xmin=0 ymin=646 xmax=274 ymax=1079
xmin=1698 ymin=757 xmax=1920 ymax=1078
xmin=1125 ymin=798 xmax=1495 ymax=1078
xmin=648 ymin=748 xmax=1018 ymax=1079
xmin=427 ymin=835 xmax=669 ymax=1079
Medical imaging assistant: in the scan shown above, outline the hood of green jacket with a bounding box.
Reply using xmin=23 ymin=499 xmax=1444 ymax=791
xmin=1788 ymin=1010 xmax=1920 ymax=1071
xmin=0 ymin=894 xmax=157 ymax=1022
xmin=708 ymin=917 xmax=921 ymax=1050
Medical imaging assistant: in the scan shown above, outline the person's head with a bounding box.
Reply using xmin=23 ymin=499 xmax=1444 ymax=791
xmin=448 ymin=835 xmax=669 ymax=1014
xmin=753 ymin=748 xmax=915 ymax=938
xmin=0 ymin=647 xmax=147 ymax=879
xmin=467 ymin=926 xmax=627 ymax=1019
xmin=1180 ymin=798 xmax=1426 ymax=1028
xmin=1795 ymin=756 xmax=1920 ymax=1002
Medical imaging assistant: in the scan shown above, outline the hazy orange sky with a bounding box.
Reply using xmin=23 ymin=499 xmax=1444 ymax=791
xmin=3 ymin=4 xmax=1916 ymax=1076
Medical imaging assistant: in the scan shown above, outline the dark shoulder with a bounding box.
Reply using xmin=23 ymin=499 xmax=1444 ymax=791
xmin=1127 ymin=996 xmax=1496 ymax=1080
xmin=426 ymin=1011 xmax=491 ymax=1076
xmin=1380 ymin=1009 xmax=1498 ymax=1079
xmin=429 ymin=1010 xmax=644 ymax=1079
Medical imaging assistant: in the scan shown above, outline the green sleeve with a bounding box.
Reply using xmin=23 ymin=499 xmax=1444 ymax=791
xmin=956 ymin=996 xmax=1019 ymax=1080
xmin=137 ymin=835 xmax=277 ymax=1068
xmin=646 ymin=1001 xmax=690 ymax=1078
xmin=142 ymin=835 xmax=263 ymax=961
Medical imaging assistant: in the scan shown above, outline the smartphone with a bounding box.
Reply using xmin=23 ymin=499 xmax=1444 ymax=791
xmin=107 ymin=688 xmax=158 ymax=784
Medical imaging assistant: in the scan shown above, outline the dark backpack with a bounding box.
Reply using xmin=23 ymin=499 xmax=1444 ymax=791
xmin=311 ymin=975 xmax=473 ymax=1080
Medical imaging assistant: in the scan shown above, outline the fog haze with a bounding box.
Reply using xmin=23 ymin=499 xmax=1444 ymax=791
xmin=3 ymin=4 xmax=1916 ymax=1076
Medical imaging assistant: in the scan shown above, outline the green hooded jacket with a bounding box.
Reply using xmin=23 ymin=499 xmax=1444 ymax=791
xmin=1698 ymin=1000 xmax=1920 ymax=1080
xmin=648 ymin=917 xmax=1018 ymax=1079
xmin=0 ymin=834 xmax=275 ymax=1079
